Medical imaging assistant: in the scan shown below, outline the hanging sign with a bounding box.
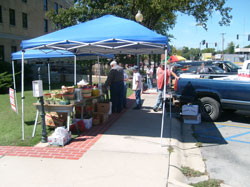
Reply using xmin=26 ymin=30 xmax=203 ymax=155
xmin=9 ymin=88 xmax=17 ymax=113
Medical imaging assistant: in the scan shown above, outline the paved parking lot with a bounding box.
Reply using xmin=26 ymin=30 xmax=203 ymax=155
xmin=193 ymin=111 xmax=250 ymax=187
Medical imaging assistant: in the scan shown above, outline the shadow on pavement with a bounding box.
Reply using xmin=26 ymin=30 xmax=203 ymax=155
xmin=217 ymin=110 xmax=250 ymax=124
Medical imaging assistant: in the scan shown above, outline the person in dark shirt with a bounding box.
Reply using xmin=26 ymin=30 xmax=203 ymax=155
xmin=104 ymin=61 xmax=124 ymax=113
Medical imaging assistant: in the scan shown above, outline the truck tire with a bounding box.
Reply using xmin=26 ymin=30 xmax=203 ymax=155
xmin=200 ymin=97 xmax=221 ymax=121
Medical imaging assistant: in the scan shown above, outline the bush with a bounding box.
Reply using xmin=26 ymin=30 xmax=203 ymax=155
xmin=0 ymin=61 xmax=33 ymax=92
xmin=0 ymin=72 xmax=13 ymax=93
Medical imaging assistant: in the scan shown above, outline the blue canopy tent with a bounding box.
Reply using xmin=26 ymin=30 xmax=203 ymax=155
xmin=19 ymin=15 xmax=169 ymax=144
xmin=12 ymin=49 xmax=113 ymax=90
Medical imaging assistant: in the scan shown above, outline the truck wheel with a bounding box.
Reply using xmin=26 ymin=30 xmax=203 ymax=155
xmin=200 ymin=97 xmax=221 ymax=121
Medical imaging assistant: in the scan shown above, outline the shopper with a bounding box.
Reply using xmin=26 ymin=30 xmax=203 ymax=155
xmin=146 ymin=65 xmax=153 ymax=89
xmin=104 ymin=61 xmax=124 ymax=113
xmin=132 ymin=65 xmax=142 ymax=110
xmin=119 ymin=63 xmax=129 ymax=109
xmin=153 ymin=61 xmax=179 ymax=112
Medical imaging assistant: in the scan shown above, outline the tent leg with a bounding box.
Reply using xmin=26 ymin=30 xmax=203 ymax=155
xmin=21 ymin=51 xmax=25 ymax=140
xmin=160 ymin=49 xmax=168 ymax=146
xmin=74 ymin=55 xmax=76 ymax=85
xmin=98 ymin=56 xmax=101 ymax=84
xmin=12 ymin=60 xmax=18 ymax=114
xmin=48 ymin=60 xmax=51 ymax=92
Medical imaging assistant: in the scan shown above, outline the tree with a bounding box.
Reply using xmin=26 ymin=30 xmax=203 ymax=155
xmin=225 ymin=41 xmax=235 ymax=54
xmin=47 ymin=0 xmax=232 ymax=36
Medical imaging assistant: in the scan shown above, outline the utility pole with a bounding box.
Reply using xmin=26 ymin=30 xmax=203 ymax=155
xmin=221 ymin=33 xmax=226 ymax=61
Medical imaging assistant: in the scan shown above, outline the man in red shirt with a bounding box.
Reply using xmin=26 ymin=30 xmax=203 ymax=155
xmin=153 ymin=61 xmax=179 ymax=112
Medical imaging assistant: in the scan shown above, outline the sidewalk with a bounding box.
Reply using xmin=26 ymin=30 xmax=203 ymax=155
xmin=0 ymin=93 xmax=186 ymax=187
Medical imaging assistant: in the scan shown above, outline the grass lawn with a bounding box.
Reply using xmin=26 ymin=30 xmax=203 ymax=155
xmin=0 ymin=84 xmax=133 ymax=146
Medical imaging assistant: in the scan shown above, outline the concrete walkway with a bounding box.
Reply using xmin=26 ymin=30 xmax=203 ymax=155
xmin=0 ymin=93 xmax=181 ymax=187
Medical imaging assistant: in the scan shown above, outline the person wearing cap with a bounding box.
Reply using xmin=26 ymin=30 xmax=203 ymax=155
xmin=132 ymin=65 xmax=142 ymax=109
xmin=153 ymin=60 xmax=179 ymax=112
xmin=104 ymin=60 xmax=124 ymax=113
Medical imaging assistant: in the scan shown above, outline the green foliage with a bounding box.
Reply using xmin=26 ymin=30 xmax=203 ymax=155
xmin=0 ymin=72 xmax=13 ymax=93
xmin=225 ymin=41 xmax=235 ymax=54
xmin=181 ymin=47 xmax=200 ymax=60
xmin=181 ymin=166 xmax=205 ymax=177
xmin=190 ymin=179 xmax=223 ymax=187
xmin=0 ymin=61 xmax=33 ymax=92
xmin=201 ymin=48 xmax=216 ymax=54
xmin=46 ymin=0 xmax=232 ymax=36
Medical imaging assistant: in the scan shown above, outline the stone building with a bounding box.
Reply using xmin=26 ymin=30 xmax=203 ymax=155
xmin=0 ymin=0 xmax=73 ymax=62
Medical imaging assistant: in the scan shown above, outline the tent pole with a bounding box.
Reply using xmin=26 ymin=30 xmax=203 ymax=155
xmin=21 ymin=51 xmax=25 ymax=140
xmin=74 ymin=55 xmax=76 ymax=85
xmin=160 ymin=49 xmax=168 ymax=146
xmin=48 ymin=59 xmax=51 ymax=92
xmin=98 ymin=56 xmax=101 ymax=84
xmin=12 ymin=60 xmax=18 ymax=114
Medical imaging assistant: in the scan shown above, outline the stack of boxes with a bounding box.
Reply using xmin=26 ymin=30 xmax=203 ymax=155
xmin=93 ymin=102 xmax=110 ymax=125
xmin=182 ymin=105 xmax=201 ymax=124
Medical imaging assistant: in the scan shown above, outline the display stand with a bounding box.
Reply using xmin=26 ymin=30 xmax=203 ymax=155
xmin=32 ymin=103 xmax=74 ymax=137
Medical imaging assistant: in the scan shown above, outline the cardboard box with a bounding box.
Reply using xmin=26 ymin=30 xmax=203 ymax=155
xmin=93 ymin=112 xmax=108 ymax=124
xmin=97 ymin=103 xmax=110 ymax=113
xmin=45 ymin=112 xmax=67 ymax=127
xmin=182 ymin=105 xmax=199 ymax=116
xmin=183 ymin=114 xmax=201 ymax=124
xmin=48 ymin=132 xmax=72 ymax=146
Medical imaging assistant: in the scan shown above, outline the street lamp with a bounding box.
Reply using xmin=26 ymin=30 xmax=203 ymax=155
xmin=135 ymin=10 xmax=143 ymax=68
xmin=135 ymin=10 xmax=143 ymax=23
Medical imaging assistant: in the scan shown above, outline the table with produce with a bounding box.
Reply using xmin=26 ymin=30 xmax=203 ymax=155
xmin=33 ymin=80 xmax=111 ymax=141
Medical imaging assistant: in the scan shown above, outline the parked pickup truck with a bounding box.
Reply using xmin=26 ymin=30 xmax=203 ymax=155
xmin=174 ymin=78 xmax=250 ymax=121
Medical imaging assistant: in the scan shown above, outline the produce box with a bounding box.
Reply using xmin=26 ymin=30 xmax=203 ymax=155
xmin=45 ymin=112 xmax=67 ymax=127
xmin=182 ymin=105 xmax=199 ymax=116
xmin=97 ymin=102 xmax=110 ymax=113
xmin=93 ymin=112 xmax=108 ymax=124
xmin=92 ymin=118 xmax=100 ymax=126
xmin=48 ymin=132 xmax=72 ymax=146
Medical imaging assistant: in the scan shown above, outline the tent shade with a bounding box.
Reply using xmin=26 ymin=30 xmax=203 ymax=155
xmin=11 ymin=49 xmax=74 ymax=60
xmin=12 ymin=49 xmax=114 ymax=60
xmin=21 ymin=15 xmax=167 ymax=54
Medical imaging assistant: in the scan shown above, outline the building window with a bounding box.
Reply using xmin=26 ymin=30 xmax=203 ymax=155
xmin=11 ymin=46 xmax=17 ymax=53
xmin=44 ymin=0 xmax=48 ymax=11
xmin=60 ymin=5 xmax=63 ymax=9
xmin=0 ymin=6 xmax=2 ymax=23
xmin=22 ymin=13 xmax=28 ymax=28
xmin=54 ymin=3 xmax=58 ymax=14
xmin=0 ymin=45 xmax=4 ymax=61
xmin=9 ymin=9 xmax=15 ymax=26
xmin=44 ymin=19 xmax=48 ymax=32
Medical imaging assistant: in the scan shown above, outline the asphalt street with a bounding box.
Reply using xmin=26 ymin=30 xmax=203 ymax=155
xmin=193 ymin=110 xmax=250 ymax=187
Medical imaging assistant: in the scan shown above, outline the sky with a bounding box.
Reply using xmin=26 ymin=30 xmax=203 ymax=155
xmin=168 ymin=0 xmax=250 ymax=51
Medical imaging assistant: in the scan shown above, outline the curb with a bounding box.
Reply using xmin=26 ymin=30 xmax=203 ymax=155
xmin=167 ymin=118 xmax=206 ymax=187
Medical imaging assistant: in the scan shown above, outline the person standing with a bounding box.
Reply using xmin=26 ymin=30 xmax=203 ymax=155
xmin=132 ymin=66 xmax=142 ymax=110
xmin=104 ymin=61 xmax=124 ymax=113
xmin=153 ymin=61 xmax=179 ymax=112
xmin=119 ymin=63 xmax=129 ymax=109
xmin=146 ymin=65 xmax=153 ymax=89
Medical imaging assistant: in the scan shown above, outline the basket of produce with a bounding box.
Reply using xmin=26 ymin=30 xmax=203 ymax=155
xmin=62 ymin=93 xmax=75 ymax=100
xmin=61 ymin=86 xmax=75 ymax=94
xmin=43 ymin=93 xmax=51 ymax=99
xmin=51 ymin=90 xmax=62 ymax=99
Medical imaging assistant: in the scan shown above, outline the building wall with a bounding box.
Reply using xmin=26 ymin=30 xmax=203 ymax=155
xmin=0 ymin=0 xmax=73 ymax=62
